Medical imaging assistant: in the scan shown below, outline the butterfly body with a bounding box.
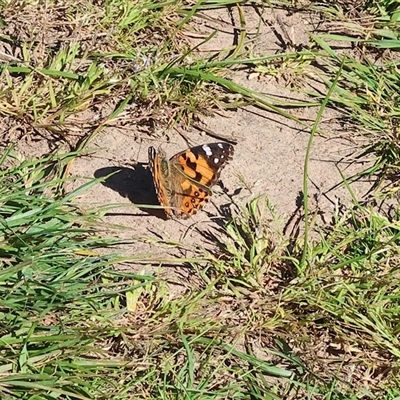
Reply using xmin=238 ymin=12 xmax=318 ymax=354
xmin=148 ymin=142 xmax=234 ymax=219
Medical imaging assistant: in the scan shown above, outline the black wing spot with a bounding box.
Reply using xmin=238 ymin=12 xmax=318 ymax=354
xmin=187 ymin=159 xmax=196 ymax=170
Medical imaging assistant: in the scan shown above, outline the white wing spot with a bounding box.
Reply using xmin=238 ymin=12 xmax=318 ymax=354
xmin=214 ymin=157 xmax=219 ymax=164
xmin=220 ymin=154 xmax=225 ymax=159
xmin=202 ymin=144 xmax=212 ymax=156
xmin=217 ymin=143 xmax=224 ymax=148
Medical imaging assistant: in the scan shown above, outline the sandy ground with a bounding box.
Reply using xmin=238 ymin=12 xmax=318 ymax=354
xmin=10 ymin=6 xmax=373 ymax=266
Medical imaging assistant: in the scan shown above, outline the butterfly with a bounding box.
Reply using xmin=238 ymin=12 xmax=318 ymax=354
xmin=148 ymin=142 xmax=234 ymax=219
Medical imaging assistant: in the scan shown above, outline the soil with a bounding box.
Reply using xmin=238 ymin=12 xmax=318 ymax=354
xmin=7 ymin=6 xmax=373 ymax=263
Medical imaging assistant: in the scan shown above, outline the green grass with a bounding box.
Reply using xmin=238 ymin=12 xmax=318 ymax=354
xmin=0 ymin=149 xmax=152 ymax=398
xmin=1 ymin=0 xmax=400 ymax=398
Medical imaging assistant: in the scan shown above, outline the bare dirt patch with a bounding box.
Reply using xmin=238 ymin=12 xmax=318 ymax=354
xmin=67 ymin=105 xmax=370 ymax=253
xmin=59 ymin=7 xmax=374 ymax=260
xmin=5 ymin=5 xmax=373 ymax=257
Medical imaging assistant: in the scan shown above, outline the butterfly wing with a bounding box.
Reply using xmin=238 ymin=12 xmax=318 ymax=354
xmin=148 ymin=142 xmax=234 ymax=219
xmin=148 ymin=146 xmax=174 ymax=218
xmin=172 ymin=142 xmax=234 ymax=188
xmin=169 ymin=142 xmax=234 ymax=218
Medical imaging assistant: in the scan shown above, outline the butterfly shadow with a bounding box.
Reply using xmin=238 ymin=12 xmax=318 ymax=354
xmin=93 ymin=163 xmax=167 ymax=219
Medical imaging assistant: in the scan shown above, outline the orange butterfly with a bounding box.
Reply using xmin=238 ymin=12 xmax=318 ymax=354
xmin=148 ymin=142 xmax=234 ymax=219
